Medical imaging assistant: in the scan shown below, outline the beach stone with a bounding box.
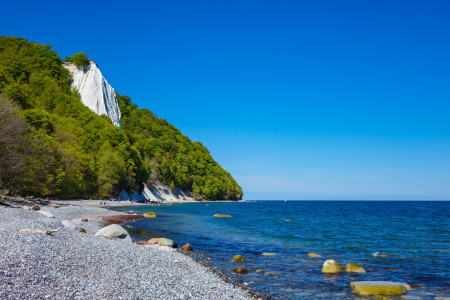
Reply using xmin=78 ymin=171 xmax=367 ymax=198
xmin=181 ymin=243 xmax=193 ymax=251
xmin=94 ymin=224 xmax=132 ymax=243
xmin=214 ymin=214 xmax=232 ymax=218
xmin=350 ymin=281 xmax=407 ymax=296
xmin=147 ymin=238 xmax=159 ymax=245
xmin=157 ymin=238 xmax=177 ymax=248
xmin=144 ymin=212 xmax=156 ymax=218
xmin=322 ymin=259 xmax=343 ymax=273
xmin=307 ymin=253 xmax=322 ymax=258
xmin=81 ymin=218 xmax=88 ymax=222
xmin=38 ymin=210 xmax=55 ymax=218
xmin=232 ymin=267 xmax=248 ymax=275
xmin=61 ymin=220 xmax=77 ymax=230
xmin=78 ymin=227 xmax=86 ymax=233
xmin=232 ymin=255 xmax=246 ymax=262
xmin=159 ymin=246 xmax=177 ymax=252
xmin=345 ymin=263 xmax=366 ymax=273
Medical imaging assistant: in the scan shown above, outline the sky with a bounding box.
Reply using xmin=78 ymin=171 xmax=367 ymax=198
xmin=2 ymin=0 xmax=450 ymax=200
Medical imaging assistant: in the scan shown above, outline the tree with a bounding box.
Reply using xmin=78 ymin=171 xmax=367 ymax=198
xmin=0 ymin=95 xmax=29 ymax=189
xmin=70 ymin=52 xmax=90 ymax=68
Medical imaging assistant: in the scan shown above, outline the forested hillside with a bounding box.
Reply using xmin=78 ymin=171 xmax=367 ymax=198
xmin=0 ymin=36 xmax=242 ymax=200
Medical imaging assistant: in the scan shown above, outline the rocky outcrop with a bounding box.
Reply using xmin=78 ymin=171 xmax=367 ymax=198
xmin=63 ymin=61 xmax=121 ymax=127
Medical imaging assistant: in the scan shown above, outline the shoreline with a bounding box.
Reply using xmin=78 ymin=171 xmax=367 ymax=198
xmin=0 ymin=199 xmax=254 ymax=299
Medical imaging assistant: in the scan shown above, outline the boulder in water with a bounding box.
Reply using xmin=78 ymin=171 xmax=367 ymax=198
xmin=307 ymin=253 xmax=322 ymax=258
xmin=322 ymin=259 xmax=343 ymax=273
xmin=345 ymin=263 xmax=366 ymax=273
xmin=94 ymin=224 xmax=132 ymax=242
xmin=214 ymin=214 xmax=232 ymax=218
xmin=350 ymin=281 xmax=407 ymax=296
xmin=232 ymin=255 xmax=246 ymax=262
xmin=144 ymin=212 xmax=156 ymax=218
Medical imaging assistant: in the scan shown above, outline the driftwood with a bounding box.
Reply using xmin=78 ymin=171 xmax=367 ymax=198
xmin=19 ymin=227 xmax=60 ymax=235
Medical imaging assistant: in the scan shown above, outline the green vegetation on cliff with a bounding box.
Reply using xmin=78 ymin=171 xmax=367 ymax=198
xmin=0 ymin=36 xmax=242 ymax=200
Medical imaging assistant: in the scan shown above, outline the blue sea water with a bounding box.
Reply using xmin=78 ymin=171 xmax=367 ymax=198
xmin=112 ymin=201 xmax=450 ymax=299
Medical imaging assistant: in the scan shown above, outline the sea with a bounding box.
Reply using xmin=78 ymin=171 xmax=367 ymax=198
xmin=112 ymin=201 xmax=450 ymax=299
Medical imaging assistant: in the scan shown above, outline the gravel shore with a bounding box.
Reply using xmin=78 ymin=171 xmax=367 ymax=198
xmin=0 ymin=203 xmax=253 ymax=300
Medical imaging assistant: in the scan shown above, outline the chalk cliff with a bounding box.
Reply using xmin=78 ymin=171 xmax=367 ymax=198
xmin=63 ymin=61 xmax=121 ymax=127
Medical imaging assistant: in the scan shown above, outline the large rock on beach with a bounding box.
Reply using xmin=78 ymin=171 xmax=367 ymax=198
xmin=350 ymin=281 xmax=407 ymax=296
xmin=232 ymin=255 xmax=246 ymax=262
xmin=38 ymin=210 xmax=55 ymax=218
xmin=147 ymin=238 xmax=159 ymax=245
xmin=322 ymin=259 xmax=343 ymax=273
xmin=157 ymin=238 xmax=177 ymax=248
xmin=345 ymin=263 xmax=366 ymax=273
xmin=144 ymin=212 xmax=156 ymax=218
xmin=61 ymin=220 xmax=77 ymax=230
xmin=94 ymin=224 xmax=132 ymax=243
xmin=214 ymin=214 xmax=232 ymax=218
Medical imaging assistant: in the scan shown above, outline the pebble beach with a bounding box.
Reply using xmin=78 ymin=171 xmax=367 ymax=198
xmin=0 ymin=201 xmax=253 ymax=300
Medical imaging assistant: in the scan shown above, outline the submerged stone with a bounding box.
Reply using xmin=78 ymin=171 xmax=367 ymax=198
xmin=261 ymin=253 xmax=276 ymax=256
xmin=350 ymin=281 xmax=407 ymax=296
xmin=232 ymin=267 xmax=248 ymax=274
xmin=307 ymin=253 xmax=322 ymax=258
xmin=345 ymin=263 xmax=366 ymax=273
xmin=214 ymin=214 xmax=232 ymax=218
xmin=322 ymin=259 xmax=343 ymax=273
xmin=232 ymin=255 xmax=246 ymax=262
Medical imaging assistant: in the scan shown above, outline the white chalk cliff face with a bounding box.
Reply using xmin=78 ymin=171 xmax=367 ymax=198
xmin=63 ymin=61 xmax=121 ymax=127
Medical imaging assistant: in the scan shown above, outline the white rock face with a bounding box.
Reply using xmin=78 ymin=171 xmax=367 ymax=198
xmin=63 ymin=61 xmax=121 ymax=127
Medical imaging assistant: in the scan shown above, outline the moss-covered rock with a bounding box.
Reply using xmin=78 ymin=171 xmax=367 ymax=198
xmin=350 ymin=281 xmax=407 ymax=296
xmin=144 ymin=212 xmax=156 ymax=218
xmin=231 ymin=255 xmax=246 ymax=262
xmin=345 ymin=263 xmax=366 ymax=273
xmin=322 ymin=259 xmax=343 ymax=273
xmin=307 ymin=253 xmax=322 ymax=258
xmin=214 ymin=214 xmax=232 ymax=218
xmin=157 ymin=238 xmax=177 ymax=248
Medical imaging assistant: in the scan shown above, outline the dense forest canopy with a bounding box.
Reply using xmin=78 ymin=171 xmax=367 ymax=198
xmin=0 ymin=36 xmax=243 ymax=200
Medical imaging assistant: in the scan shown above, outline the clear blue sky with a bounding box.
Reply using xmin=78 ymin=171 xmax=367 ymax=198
xmin=2 ymin=0 xmax=450 ymax=200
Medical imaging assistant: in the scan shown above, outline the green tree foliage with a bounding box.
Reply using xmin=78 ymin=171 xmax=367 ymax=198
xmin=0 ymin=36 xmax=242 ymax=200
xmin=67 ymin=52 xmax=90 ymax=67
xmin=117 ymin=94 xmax=243 ymax=200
